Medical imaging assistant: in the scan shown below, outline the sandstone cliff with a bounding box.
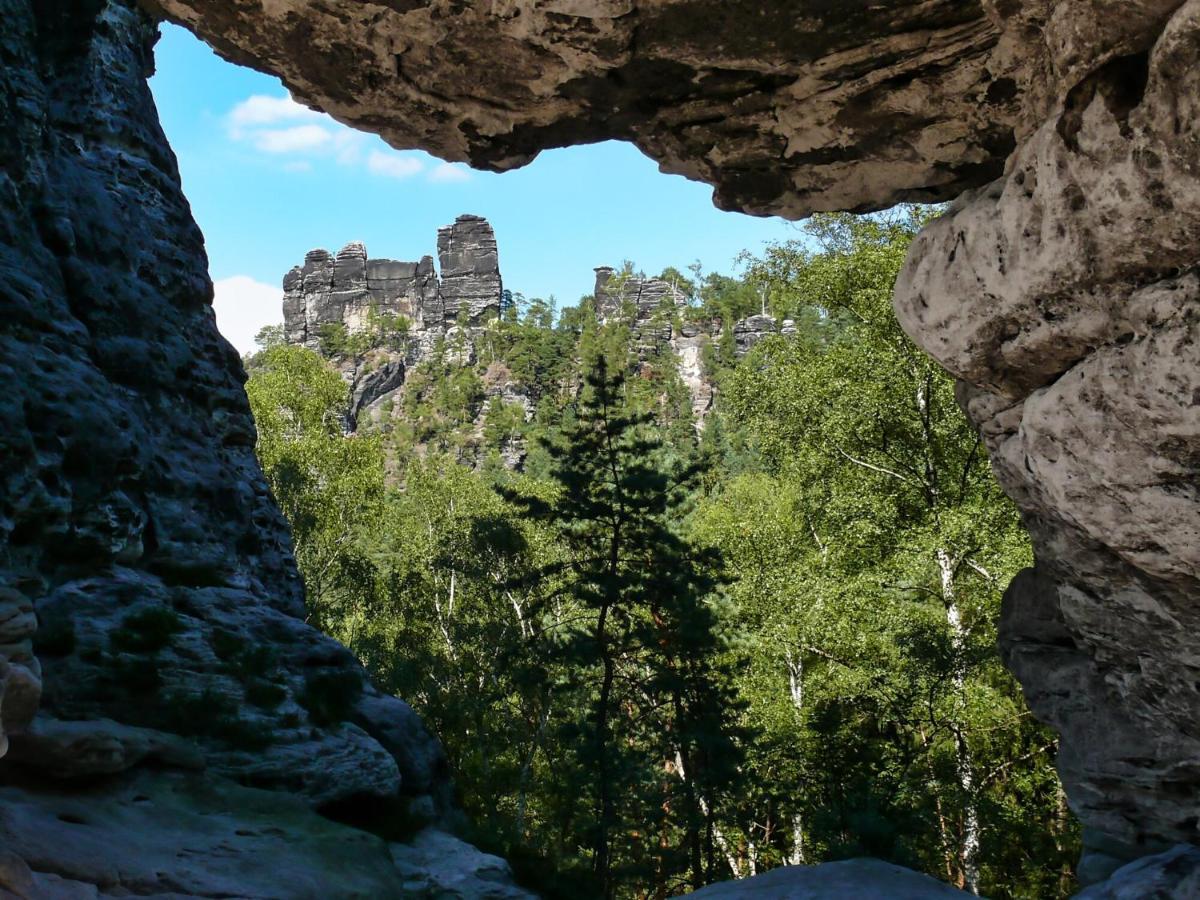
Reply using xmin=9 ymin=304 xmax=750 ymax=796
xmin=0 ymin=2 xmax=529 ymax=895
xmin=281 ymin=224 xmax=780 ymax=448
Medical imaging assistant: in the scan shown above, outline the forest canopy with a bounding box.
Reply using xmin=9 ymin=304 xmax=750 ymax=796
xmin=245 ymin=210 xmax=1078 ymax=899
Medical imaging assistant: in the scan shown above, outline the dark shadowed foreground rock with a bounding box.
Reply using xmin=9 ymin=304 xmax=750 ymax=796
xmin=1074 ymin=845 xmax=1200 ymax=900
xmin=0 ymin=0 xmax=484 ymax=892
xmin=0 ymin=769 xmax=533 ymax=899
xmin=672 ymin=859 xmax=972 ymax=899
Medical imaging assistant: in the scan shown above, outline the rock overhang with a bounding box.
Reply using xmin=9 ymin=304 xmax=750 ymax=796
xmin=137 ymin=0 xmax=1041 ymax=218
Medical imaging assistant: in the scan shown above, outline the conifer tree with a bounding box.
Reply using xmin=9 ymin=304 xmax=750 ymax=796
xmin=504 ymin=355 xmax=742 ymax=897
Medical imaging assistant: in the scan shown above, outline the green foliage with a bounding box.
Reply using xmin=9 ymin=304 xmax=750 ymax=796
xmin=690 ymin=209 xmax=1074 ymax=897
xmin=502 ymin=357 xmax=743 ymax=897
xmin=254 ymin=323 xmax=285 ymax=351
xmin=246 ymin=345 xmax=385 ymax=631
xmin=247 ymin=209 xmax=1079 ymax=899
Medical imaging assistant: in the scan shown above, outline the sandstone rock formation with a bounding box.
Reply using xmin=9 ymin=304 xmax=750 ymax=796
xmin=282 ymin=217 xmax=505 ymax=429
xmin=892 ymin=1 xmax=1200 ymax=870
xmin=283 ymin=215 xmax=501 ymax=350
xmin=592 ymin=266 xmax=778 ymax=425
xmin=438 ymin=214 xmax=504 ymax=326
xmin=4 ymin=0 xmax=1199 ymax=895
xmin=142 ymin=0 xmax=1028 ymax=218
xmin=282 ymin=232 xmax=775 ymax=445
xmin=1075 ymin=844 xmax=1200 ymax=900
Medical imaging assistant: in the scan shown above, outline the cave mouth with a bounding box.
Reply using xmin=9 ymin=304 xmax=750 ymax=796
xmin=139 ymin=19 xmax=1081 ymax=900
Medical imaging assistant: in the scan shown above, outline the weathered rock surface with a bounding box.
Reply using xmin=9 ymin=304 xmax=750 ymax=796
xmin=4 ymin=0 xmax=1200 ymax=893
xmin=142 ymin=0 xmax=1031 ymax=218
xmin=282 ymin=216 xmax=505 ymax=428
xmin=1075 ymin=844 xmax=1200 ymax=900
xmin=391 ymin=828 xmax=537 ymax=899
xmin=894 ymin=0 xmax=1200 ymax=859
xmin=672 ymin=858 xmax=973 ymax=899
xmin=593 ymin=267 xmax=775 ymax=425
xmin=0 ymin=769 xmax=533 ymax=899
xmin=439 ymin=214 xmax=504 ymax=326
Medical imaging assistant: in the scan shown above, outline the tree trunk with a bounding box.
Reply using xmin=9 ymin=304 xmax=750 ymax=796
xmin=594 ymin=599 xmax=616 ymax=897
xmin=937 ymin=548 xmax=980 ymax=895
xmin=784 ymin=649 xmax=806 ymax=866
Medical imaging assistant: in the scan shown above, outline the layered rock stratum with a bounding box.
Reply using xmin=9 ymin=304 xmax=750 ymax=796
xmin=1 ymin=0 xmax=1197 ymax=895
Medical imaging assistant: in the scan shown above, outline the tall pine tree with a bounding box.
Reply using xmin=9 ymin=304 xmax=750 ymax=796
xmin=504 ymin=355 xmax=743 ymax=897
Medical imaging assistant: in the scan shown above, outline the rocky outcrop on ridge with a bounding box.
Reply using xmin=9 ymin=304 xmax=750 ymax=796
xmin=283 ymin=234 xmax=778 ymax=443
xmin=282 ymin=215 xmax=504 ymax=428
xmin=283 ymin=215 xmax=501 ymax=349
xmin=593 ymin=267 xmax=779 ymax=425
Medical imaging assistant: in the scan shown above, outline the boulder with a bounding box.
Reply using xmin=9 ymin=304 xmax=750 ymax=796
xmin=673 ymin=859 xmax=972 ymax=899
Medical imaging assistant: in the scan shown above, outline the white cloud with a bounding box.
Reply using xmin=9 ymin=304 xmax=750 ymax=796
xmin=225 ymin=94 xmax=462 ymax=185
xmin=212 ymin=275 xmax=282 ymax=356
xmin=228 ymin=94 xmax=323 ymax=130
xmin=252 ymin=124 xmax=333 ymax=154
xmin=367 ymin=150 xmax=423 ymax=179
xmin=428 ymin=162 xmax=472 ymax=183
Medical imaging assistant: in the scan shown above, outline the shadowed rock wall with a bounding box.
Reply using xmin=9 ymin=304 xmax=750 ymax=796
xmin=0 ymin=0 xmax=448 ymax=844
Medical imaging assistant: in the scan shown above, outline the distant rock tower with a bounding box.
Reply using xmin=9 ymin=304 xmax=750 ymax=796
xmin=280 ymin=214 xmax=502 ymax=350
xmin=437 ymin=214 xmax=502 ymax=326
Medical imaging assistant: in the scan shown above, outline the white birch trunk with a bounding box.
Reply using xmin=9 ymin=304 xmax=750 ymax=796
xmin=674 ymin=749 xmax=742 ymax=878
xmin=784 ymin=649 xmax=806 ymax=866
xmin=938 ymin=547 xmax=980 ymax=895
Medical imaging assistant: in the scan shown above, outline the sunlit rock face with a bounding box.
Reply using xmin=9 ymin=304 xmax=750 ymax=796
xmin=894 ymin=0 xmax=1200 ymax=862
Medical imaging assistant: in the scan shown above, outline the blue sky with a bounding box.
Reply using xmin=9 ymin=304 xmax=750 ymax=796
xmin=150 ymin=24 xmax=796 ymax=354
